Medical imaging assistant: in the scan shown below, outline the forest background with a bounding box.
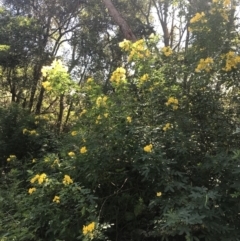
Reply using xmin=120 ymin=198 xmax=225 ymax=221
xmin=1 ymin=0 xmax=240 ymax=240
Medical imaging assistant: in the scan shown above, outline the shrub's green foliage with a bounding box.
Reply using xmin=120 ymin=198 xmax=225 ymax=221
xmin=1 ymin=1 xmax=240 ymax=241
xmin=0 ymin=104 xmax=59 ymax=167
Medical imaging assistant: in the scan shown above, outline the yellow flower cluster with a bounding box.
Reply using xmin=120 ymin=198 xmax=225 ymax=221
xmin=41 ymin=59 xmax=67 ymax=77
xmin=128 ymin=39 xmax=150 ymax=61
xmin=166 ymin=97 xmax=178 ymax=110
xmin=222 ymin=51 xmax=240 ymax=71
xmin=126 ymin=116 xmax=132 ymax=123
xmin=140 ymin=74 xmax=149 ymax=84
xmin=53 ymin=195 xmax=60 ymax=203
xmin=7 ymin=155 xmax=16 ymax=162
xmin=223 ymin=0 xmax=231 ymax=6
xmin=163 ymin=123 xmax=172 ymax=131
xmin=96 ymin=96 xmax=108 ymax=107
xmin=42 ymin=81 xmax=52 ymax=91
xmin=119 ymin=39 xmax=131 ymax=51
xmin=144 ymin=144 xmax=153 ymax=153
xmin=195 ymin=57 xmax=214 ymax=73
xmin=95 ymin=115 xmax=101 ymax=124
xmin=30 ymin=130 xmax=37 ymax=135
xmin=161 ymin=46 xmax=173 ymax=57
xmin=87 ymin=77 xmax=93 ymax=83
xmin=63 ymin=175 xmax=73 ymax=185
xmin=71 ymin=131 xmax=78 ymax=136
xmin=68 ymin=151 xmax=75 ymax=157
xmin=83 ymin=222 xmax=95 ymax=236
xmin=80 ymin=109 xmax=87 ymax=117
xmin=119 ymin=39 xmax=150 ymax=61
xmin=28 ymin=187 xmax=36 ymax=194
xmin=30 ymin=173 xmax=47 ymax=184
xmin=110 ymin=67 xmax=126 ymax=85
xmin=22 ymin=128 xmax=38 ymax=135
xmin=190 ymin=12 xmax=206 ymax=24
xmin=80 ymin=146 xmax=87 ymax=154
xmin=156 ymin=192 xmax=162 ymax=197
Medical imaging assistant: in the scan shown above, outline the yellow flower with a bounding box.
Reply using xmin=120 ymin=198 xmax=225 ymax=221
xmin=29 ymin=130 xmax=37 ymax=135
xmin=119 ymin=39 xmax=131 ymax=51
xmin=83 ymin=222 xmax=96 ymax=236
xmin=166 ymin=97 xmax=178 ymax=110
xmin=42 ymin=81 xmax=52 ymax=91
xmin=222 ymin=51 xmax=240 ymax=71
xmin=23 ymin=128 xmax=28 ymax=134
xmin=30 ymin=173 xmax=47 ymax=184
xmin=172 ymin=105 xmax=178 ymax=110
xmin=126 ymin=116 xmax=132 ymax=123
xmin=195 ymin=57 xmax=214 ymax=72
xmin=96 ymin=97 xmax=102 ymax=107
xmin=30 ymin=174 xmax=40 ymax=184
xmin=53 ymin=195 xmax=60 ymax=203
xmin=71 ymin=131 xmax=78 ymax=136
xmin=87 ymin=77 xmax=93 ymax=83
xmin=28 ymin=187 xmax=36 ymax=194
xmin=63 ymin=174 xmax=73 ymax=185
xmin=190 ymin=12 xmax=205 ymax=24
xmin=127 ymin=43 xmax=150 ymax=61
xmin=80 ymin=146 xmax=87 ymax=154
xmin=80 ymin=109 xmax=87 ymax=117
xmin=143 ymin=144 xmax=153 ymax=153
xmin=7 ymin=155 xmax=16 ymax=161
xmin=68 ymin=151 xmax=75 ymax=157
xmin=44 ymin=157 xmax=50 ymax=162
xmin=132 ymin=39 xmax=145 ymax=52
xmin=32 ymin=158 xmax=36 ymax=163
xmin=224 ymin=0 xmax=230 ymax=6
xmin=163 ymin=123 xmax=172 ymax=131
xmin=96 ymin=96 xmax=108 ymax=107
xmin=110 ymin=67 xmax=126 ymax=85
xmin=140 ymin=74 xmax=149 ymax=83
xmin=156 ymin=192 xmax=162 ymax=197
xmin=104 ymin=113 xmax=109 ymax=118
xmin=38 ymin=173 xmax=47 ymax=184
xmin=161 ymin=46 xmax=173 ymax=57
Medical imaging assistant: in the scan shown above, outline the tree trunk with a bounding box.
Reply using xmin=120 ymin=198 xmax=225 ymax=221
xmin=35 ymin=87 xmax=45 ymax=114
xmin=56 ymin=94 xmax=64 ymax=133
xmin=102 ymin=0 xmax=137 ymax=41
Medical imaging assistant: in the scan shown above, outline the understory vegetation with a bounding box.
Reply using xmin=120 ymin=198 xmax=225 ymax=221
xmin=1 ymin=0 xmax=240 ymax=240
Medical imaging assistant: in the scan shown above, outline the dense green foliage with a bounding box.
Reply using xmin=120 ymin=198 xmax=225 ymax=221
xmin=1 ymin=0 xmax=240 ymax=241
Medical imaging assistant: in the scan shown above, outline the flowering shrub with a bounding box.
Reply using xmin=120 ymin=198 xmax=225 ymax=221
xmin=1 ymin=4 xmax=240 ymax=239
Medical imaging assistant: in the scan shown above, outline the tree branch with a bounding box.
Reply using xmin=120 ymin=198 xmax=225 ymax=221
xmin=102 ymin=0 xmax=137 ymax=41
